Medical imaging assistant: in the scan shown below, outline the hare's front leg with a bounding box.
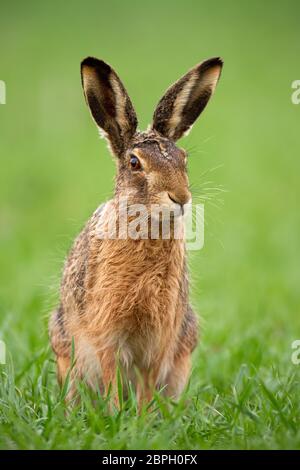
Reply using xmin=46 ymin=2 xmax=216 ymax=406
xmin=164 ymin=306 xmax=198 ymax=398
xmin=164 ymin=353 xmax=191 ymax=399
xmin=57 ymin=355 xmax=70 ymax=385
xmin=56 ymin=354 xmax=78 ymax=403
xmin=136 ymin=369 xmax=158 ymax=410
xmin=98 ymin=347 xmax=120 ymax=409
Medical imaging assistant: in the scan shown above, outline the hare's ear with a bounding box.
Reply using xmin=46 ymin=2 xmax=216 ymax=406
xmin=152 ymin=57 xmax=223 ymax=141
xmin=81 ymin=57 xmax=138 ymax=157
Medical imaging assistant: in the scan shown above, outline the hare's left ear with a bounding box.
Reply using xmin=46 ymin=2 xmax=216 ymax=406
xmin=152 ymin=57 xmax=223 ymax=141
xmin=81 ymin=57 xmax=138 ymax=157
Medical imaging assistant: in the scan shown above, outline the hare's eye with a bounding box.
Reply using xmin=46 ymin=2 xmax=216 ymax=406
xmin=130 ymin=155 xmax=141 ymax=171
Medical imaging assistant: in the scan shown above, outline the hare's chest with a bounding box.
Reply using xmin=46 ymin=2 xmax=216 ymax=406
xmin=89 ymin=237 xmax=185 ymax=340
xmin=117 ymin=269 xmax=183 ymax=368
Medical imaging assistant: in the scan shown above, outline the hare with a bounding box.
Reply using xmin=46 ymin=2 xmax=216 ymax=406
xmin=49 ymin=56 xmax=223 ymax=408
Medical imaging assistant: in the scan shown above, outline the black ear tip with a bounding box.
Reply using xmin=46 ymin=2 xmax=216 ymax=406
xmin=81 ymin=56 xmax=100 ymax=68
xmin=199 ymin=57 xmax=224 ymax=73
xmin=214 ymin=57 xmax=224 ymax=67
xmin=207 ymin=57 xmax=223 ymax=66
xmin=81 ymin=57 xmax=111 ymax=74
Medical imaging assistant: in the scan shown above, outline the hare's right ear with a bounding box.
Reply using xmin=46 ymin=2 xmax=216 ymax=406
xmin=81 ymin=57 xmax=138 ymax=157
xmin=152 ymin=57 xmax=223 ymax=142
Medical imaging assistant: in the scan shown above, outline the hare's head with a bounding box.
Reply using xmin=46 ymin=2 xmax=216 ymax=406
xmin=81 ymin=57 xmax=223 ymax=212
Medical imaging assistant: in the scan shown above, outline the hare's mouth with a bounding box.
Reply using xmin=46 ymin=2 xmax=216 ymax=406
xmin=167 ymin=194 xmax=183 ymax=215
xmin=167 ymin=193 xmax=192 ymax=216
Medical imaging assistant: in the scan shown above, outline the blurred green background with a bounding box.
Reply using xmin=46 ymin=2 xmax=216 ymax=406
xmin=0 ymin=0 xmax=300 ymax=449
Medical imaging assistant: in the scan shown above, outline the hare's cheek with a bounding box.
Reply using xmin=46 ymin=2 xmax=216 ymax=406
xmin=125 ymin=176 xmax=149 ymax=199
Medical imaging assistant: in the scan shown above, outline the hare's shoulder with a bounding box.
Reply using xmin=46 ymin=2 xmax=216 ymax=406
xmin=66 ymin=202 xmax=108 ymax=262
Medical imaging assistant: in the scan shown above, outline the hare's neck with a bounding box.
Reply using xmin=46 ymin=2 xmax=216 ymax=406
xmin=96 ymin=198 xmax=186 ymax=267
xmin=140 ymin=237 xmax=185 ymax=256
xmin=129 ymin=238 xmax=186 ymax=280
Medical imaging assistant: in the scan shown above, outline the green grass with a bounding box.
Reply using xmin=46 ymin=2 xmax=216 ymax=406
xmin=1 ymin=0 xmax=300 ymax=450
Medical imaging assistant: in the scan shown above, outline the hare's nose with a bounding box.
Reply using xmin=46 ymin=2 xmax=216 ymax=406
xmin=168 ymin=193 xmax=190 ymax=215
xmin=168 ymin=191 xmax=191 ymax=208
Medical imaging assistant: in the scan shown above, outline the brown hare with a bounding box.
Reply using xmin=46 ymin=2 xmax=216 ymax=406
xmin=49 ymin=56 xmax=223 ymax=408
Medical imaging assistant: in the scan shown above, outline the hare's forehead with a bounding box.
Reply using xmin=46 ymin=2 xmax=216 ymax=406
xmin=131 ymin=134 xmax=185 ymax=167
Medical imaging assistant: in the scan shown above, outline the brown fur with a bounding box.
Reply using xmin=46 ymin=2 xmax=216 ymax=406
xmin=49 ymin=56 xmax=223 ymax=408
